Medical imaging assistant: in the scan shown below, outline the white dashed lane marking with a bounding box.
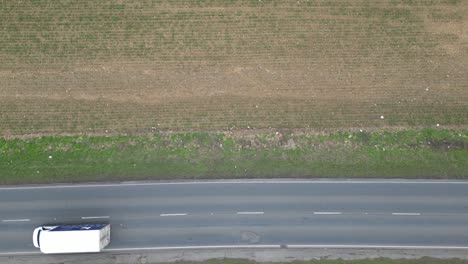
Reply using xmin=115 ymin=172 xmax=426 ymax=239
xmin=160 ymin=213 xmax=187 ymax=217
xmin=313 ymin=212 xmax=342 ymax=215
xmin=237 ymin=212 xmax=264 ymax=215
xmin=81 ymin=216 xmax=110 ymax=219
xmin=2 ymin=219 xmax=30 ymax=222
xmin=392 ymin=212 xmax=421 ymax=216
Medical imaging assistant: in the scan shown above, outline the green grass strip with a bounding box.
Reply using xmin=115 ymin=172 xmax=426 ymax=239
xmin=0 ymin=129 xmax=466 ymax=184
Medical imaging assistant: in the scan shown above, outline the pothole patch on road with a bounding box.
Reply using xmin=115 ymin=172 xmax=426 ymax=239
xmin=240 ymin=231 xmax=261 ymax=244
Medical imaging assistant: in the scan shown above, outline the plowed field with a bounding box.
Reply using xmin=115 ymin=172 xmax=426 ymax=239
xmin=0 ymin=0 xmax=467 ymax=135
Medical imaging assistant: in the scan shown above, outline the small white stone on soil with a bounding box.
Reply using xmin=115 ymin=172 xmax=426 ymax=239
xmin=48 ymin=156 xmax=52 ymax=159
xmin=380 ymin=115 xmax=384 ymax=119
xmin=359 ymin=129 xmax=363 ymax=132
xmin=105 ymin=129 xmax=109 ymax=133
xmin=436 ymin=124 xmax=440 ymax=127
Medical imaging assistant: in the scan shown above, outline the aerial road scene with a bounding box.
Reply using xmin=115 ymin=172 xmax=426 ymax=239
xmin=0 ymin=0 xmax=467 ymax=264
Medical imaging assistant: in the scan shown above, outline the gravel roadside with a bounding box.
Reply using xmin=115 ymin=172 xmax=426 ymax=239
xmin=2 ymin=248 xmax=468 ymax=264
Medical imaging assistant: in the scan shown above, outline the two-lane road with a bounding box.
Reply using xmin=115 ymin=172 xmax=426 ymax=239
xmin=1 ymin=180 xmax=468 ymax=254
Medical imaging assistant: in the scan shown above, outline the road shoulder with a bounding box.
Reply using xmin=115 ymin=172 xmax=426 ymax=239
xmin=3 ymin=248 xmax=468 ymax=264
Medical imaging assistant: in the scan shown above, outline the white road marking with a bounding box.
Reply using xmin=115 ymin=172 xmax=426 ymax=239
xmin=105 ymin=245 xmax=281 ymax=252
xmin=287 ymin=244 xmax=468 ymax=249
xmin=2 ymin=219 xmax=30 ymax=222
xmin=160 ymin=213 xmax=187 ymax=217
xmin=314 ymin=212 xmax=342 ymax=215
xmin=81 ymin=216 xmax=110 ymax=219
xmin=392 ymin=212 xmax=421 ymax=216
xmin=237 ymin=211 xmax=264 ymax=215
xmin=0 ymin=251 xmax=40 ymax=255
xmin=2 ymin=244 xmax=468 ymax=255
xmin=2 ymin=179 xmax=468 ymax=190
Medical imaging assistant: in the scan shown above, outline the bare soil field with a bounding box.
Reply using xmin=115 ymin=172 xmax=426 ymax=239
xmin=0 ymin=0 xmax=467 ymax=135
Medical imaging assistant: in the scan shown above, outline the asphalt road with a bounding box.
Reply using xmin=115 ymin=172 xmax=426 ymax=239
xmin=1 ymin=180 xmax=468 ymax=254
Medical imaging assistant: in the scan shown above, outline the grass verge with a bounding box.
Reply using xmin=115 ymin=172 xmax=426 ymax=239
xmin=0 ymin=128 xmax=466 ymax=184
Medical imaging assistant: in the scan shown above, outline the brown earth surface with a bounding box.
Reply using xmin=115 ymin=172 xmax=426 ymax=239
xmin=0 ymin=0 xmax=467 ymax=135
